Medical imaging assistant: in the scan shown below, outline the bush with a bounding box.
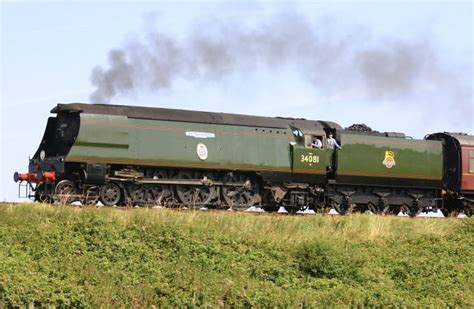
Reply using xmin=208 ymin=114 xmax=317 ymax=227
xmin=296 ymin=242 xmax=365 ymax=283
xmin=0 ymin=204 xmax=472 ymax=307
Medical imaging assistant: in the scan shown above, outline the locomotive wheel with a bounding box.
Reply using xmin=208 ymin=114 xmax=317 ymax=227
xmin=221 ymin=173 xmax=259 ymax=210
xmin=367 ymin=202 xmax=378 ymax=214
xmin=131 ymin=185 xmax=155 ymax=207
xmin=176 ymin=171 xmax=216 ymax=206
xmin=54 ymin=180 xmax=77 ymax=205
xmin=399 ymin=204 xmax=419 ymax=217
xmin=331 ymin=201 xmax=344 ymax=215
xmin=152 ymin=170 xmax=171 ymax=206
xmin=155 ymin=185 xmax=178 ymax=207
xmin=100 ymin=182 xmax=122 ymax=206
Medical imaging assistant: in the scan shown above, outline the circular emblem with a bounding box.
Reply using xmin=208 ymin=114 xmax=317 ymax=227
xmin=196 ymin=143 xmax=208 ymax=160
xmin=382 ymin=150 xmax=396 ymax=169
xmin=40 ymin=150 xmax=46 ymax=161
xmin=383 ymin=157 xmax=395 ymax=169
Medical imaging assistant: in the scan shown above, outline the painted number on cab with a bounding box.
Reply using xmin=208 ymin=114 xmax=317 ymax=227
xmin=300 ymin=154 xmax=320 ymax=164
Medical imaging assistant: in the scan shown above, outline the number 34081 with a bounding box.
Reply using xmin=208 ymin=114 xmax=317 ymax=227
xmin=300 ymin=155 xmax=320 ymax=163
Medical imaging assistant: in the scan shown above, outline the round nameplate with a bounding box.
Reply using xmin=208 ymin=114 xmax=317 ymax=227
xmin=196 ymin=143 xmax=208 ymax=160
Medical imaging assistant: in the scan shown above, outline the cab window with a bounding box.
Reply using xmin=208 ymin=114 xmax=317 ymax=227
xmin=305 ymin=134 xmax=324 ymax=149
xmin=291 ymin=128 xmax=304 ymax=144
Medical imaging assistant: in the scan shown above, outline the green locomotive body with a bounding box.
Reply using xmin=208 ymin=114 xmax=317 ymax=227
xmin=337 ymin=133 xmax=443 ymax=188
xmin=13 ymin=103 xmax=472 ymax=216
xmin=67 ymin=113 xmax=294 ymax=175
xmin=327 ymin=131 xmax=444 ymax=213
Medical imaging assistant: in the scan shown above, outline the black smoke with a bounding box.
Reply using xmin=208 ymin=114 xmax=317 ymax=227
xmin=89 ymin=11 xmax=472 ymax=123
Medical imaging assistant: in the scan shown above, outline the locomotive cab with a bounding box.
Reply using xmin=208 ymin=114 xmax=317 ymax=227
xmin=289 ymin=124 xmax=339 ymax=179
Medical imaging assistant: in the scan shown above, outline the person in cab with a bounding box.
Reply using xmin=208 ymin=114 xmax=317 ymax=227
xmin=311 ymin=136 xmax=323 ymax=149
xmin=327 ymin=133 xmax=341 ymax=150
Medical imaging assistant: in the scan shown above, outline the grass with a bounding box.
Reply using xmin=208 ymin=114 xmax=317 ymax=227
xmin=0 ymin=203 xmax=473 ymax=307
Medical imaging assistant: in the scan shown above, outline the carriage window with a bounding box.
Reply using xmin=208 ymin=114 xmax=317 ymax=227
xmin=470 ymin=150 xmax=474 ymax=173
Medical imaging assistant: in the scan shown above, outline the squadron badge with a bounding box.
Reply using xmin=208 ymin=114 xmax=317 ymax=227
xmin=382 ymin=150 xmax=396 ymax=169
xmin=196 ymin=143 xmax=208 ymax=160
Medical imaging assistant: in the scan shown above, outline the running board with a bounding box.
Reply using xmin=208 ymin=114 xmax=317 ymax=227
xmin=107 ymin=177 xmax=247 ymax=187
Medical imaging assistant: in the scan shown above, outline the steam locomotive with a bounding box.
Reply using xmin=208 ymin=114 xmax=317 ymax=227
xmin=14 ymin=103 xmax=474 ymax=216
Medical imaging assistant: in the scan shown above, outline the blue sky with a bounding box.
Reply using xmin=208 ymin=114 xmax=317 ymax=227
xmin=1 ymin=1 xmax=472 ymax=201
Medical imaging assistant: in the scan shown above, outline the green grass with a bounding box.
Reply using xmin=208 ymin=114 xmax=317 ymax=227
xmin=0 ymin=203 xmax=473 ymax=307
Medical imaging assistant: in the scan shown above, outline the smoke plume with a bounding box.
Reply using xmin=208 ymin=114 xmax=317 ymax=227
xmin=89 ymin=11 xmax=471 ymax=122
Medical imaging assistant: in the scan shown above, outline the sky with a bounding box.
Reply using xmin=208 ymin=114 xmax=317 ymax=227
xmin=1 ymin=0 xmax=473 ymax=202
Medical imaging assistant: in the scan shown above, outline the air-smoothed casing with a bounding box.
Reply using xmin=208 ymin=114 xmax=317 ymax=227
xmin=54 ymin=103 xmax=340 ymax=183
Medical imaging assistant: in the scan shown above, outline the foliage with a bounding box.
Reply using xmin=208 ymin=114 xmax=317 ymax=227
xmin=0 ymin=203 xmax=472 ymax=307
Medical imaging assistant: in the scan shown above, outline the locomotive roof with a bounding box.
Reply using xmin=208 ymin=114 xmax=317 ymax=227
xmin=52 ymin=103 xmax=342 ymax=132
